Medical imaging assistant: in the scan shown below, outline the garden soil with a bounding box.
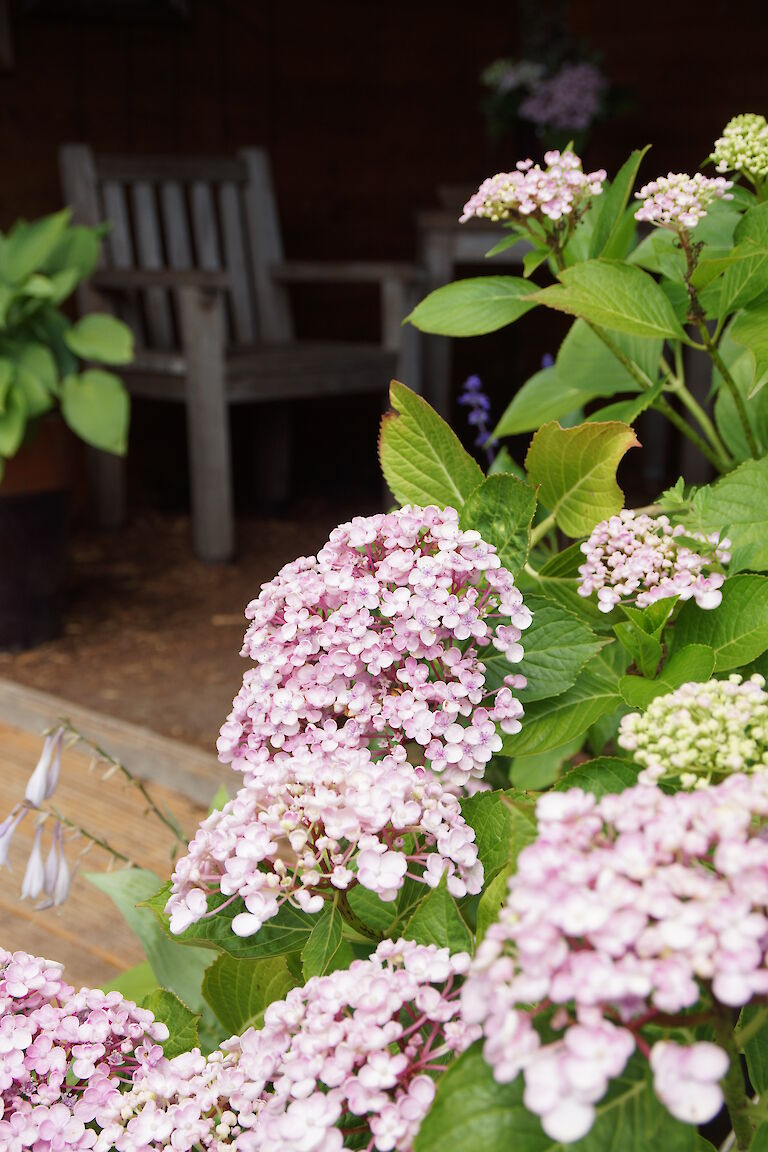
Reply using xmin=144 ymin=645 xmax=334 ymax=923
xmin=1 ymin=500 xmax=377 ymax=751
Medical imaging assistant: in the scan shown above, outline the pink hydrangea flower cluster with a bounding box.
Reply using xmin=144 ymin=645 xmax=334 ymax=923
xmin=96 ymin=939 xmax=479 ymax=1152
xmin=577 ymin=509 xmax=730 ymax=613
xmin=634 ymin=172 xmax=733 ymax=230
xmin=460 ymin=151 xmax=606 ymax=224
xmin=461 ymin=773 xmax=768 ymax=1143
xmin=0 ymin=948 xmax=167 ymax=1151
xmin=167 ymin=506 xmax=531 ymax=938
xmin=518 ymin=62 xmax=606 ymax=132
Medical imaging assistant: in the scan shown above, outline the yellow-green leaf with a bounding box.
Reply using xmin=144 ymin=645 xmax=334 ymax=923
xmin=525 ymin=420 xmax=638 ymax=537
xmin=379 ymin=381 xmax=483 ymax=508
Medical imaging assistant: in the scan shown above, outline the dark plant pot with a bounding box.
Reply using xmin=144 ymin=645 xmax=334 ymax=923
xmin=0 ymin=489 xmax=69 ymax=650
xmin=0 ymin=416 xmax=80 ymax=651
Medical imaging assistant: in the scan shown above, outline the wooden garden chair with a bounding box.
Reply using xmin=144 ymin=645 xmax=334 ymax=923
xmin=59 ymin=146 xmax=422 ymax=561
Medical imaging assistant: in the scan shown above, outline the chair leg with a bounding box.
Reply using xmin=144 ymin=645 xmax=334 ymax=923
xmin=178 ymin=286 xmax=234 ymax=562
xmin=381 ymin=277 xmax=422 ymax=395
xmin=257 ymin=403 xmax=293 ymax=508
xmin=88 ymin=447 xmax=127 ymax=530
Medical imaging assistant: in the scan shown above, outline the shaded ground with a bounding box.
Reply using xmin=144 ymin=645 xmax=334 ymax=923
xmin=1 ymin=500 xmax=377 ymax=752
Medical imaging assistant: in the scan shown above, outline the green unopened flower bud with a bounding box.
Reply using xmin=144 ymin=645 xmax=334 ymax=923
xmin=711 ymin=113 xmax=768 ymax=181
xmin=618 ymin=674 xmax=768 ymax=788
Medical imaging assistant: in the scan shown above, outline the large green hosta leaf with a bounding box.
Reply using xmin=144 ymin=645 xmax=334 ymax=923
xmin=65 ymin=313 xmax=134 ymax=365
xmin=60 ymin=369 xmax=129 ymax=454
xmin=88 ymin=869 xmax=212 ymax=1012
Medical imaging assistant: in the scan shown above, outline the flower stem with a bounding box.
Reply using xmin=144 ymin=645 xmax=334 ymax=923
xmin=547 ymin=241 xmax=729 ymax=471
xmin=697 ymin=324 xmax=759 ymax=459
xmin=713 ymin=1003 xmax=754 ymax=1151
xmin=49 ymin=806 xmax=134 ymax=866
xmin=336 ymin=890 xmax=384 ymax=941
xmin=58 ymin=720 xmax=186 ymax=846
xmin=587 ymin=324 xmax=728 ymax=473
xmin=529 ymin=512 xmax=557 ymax=548
xmin=734 ymin=1005 xmax=768 ymax=1051
xmin=670 ymin=381 xmax=731 ymax=466
xmin=660 ymin=357 xmax=733 ymax=470
xmin=677 ymin=229 xmax=757 ymax=462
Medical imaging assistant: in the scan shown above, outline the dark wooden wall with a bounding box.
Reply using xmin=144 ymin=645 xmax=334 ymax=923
xmin=2 ymin=0 xmax=764 ymax=257
xmin=0 ymin=0 xmax=763 ymax=507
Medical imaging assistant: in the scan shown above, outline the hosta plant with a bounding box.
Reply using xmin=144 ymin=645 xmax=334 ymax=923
xmin=0 ymin=208 xmax=133 ymax=481
xmin=6 ymin=114 xmax=768 ymax=1152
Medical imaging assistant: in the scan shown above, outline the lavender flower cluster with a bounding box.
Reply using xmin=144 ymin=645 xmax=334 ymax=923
xmin=0 ymin=948 xmax=167 ymax=1151
xmin=482 ymin=58 xmax=607 ymax=135
xmin=460 ymin=150 xmax=606 ymax=225
xmin=577 ymin=509 xmax=730 ymax=613
xmin=95 ymin=939 xmax=477 ymax=1152
xmin=166 ymin=506 xmax=532 ymax=938
xmin=634 ymin=172 xmax=733 ymax=230
xmin=462 ymin=773 xmax=768 ymax=1142
xmin=457 ymin=375 xmax=497 ymax=465
xmin=518 ymin=62 xmax=606 ymax=132
xmin=619 ymin=674 xmax=768 ymax=787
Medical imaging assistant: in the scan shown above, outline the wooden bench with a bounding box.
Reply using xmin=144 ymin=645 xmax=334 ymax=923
xmin=59 ymin=146 xmax=422 ymax=561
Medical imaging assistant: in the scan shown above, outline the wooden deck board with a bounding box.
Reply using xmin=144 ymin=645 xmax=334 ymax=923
xmin=1 ymin=720 xmax=208 ymax=989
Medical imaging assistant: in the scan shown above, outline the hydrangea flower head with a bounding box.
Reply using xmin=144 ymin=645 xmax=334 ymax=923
xmin=711 ymin=113 xmax=768 ymax=182
xmin=518 ymin=61 xmax=605 ymax=132
xmin=634 ymin=172 xmax=733 ymax=230
xmin=619 ymin=673 xmax=768 ymax=787
xmin=0 ymin=948 xmax=167 ymax=1150
xmin=462 ymin=774 xmax=768 ymax=1142
xmin=167 ymin=505 xmax=531 ymax=938
xmin=460 ymin=151 xmax=606 ymax=225
xmin=577 ymin=509 xmax=730 ymax=613
xmin=95 ymin=939 xmax=479 ymax=1152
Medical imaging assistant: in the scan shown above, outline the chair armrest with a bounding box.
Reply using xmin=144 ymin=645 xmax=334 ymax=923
xmin=270 ymin=260 xmax=423 ymax=286
xmin=92 ymin=268 xmax=230 ymax=291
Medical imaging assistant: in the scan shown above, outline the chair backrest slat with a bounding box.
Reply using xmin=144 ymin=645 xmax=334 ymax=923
xmin=218 ymin=181 xmax=257 ymax=344
xmin=239 ymin=149 xmax=293 ymax=344
xmin=59 ymin=144 xmax=291 ymax=351
xmin=190 ymin=182 xmax=221 ymax=270
xmin=131 ymin=182 xmax=175 ymax=348
xmin=160 ymin=181 xmax=193 ymax=270
xmin=102 ymin=179 xmax=145 ymax=342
